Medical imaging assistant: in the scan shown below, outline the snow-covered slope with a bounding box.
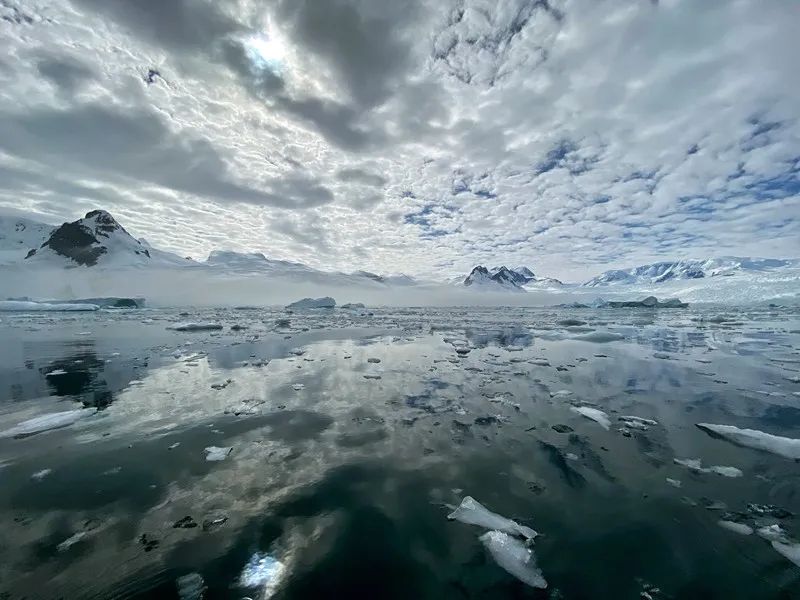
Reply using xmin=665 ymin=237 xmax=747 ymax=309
xmin=25 ymin=210 xmax=186 ymax=268
xmin=584 ymin=257 xmax=800 ymax=286
xmin=0 ymin=215 xmax=55 ymax=265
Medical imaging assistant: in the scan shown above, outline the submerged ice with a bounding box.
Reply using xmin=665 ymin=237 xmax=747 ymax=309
xmin=479 ymin=531 xmax=547 ymax=589
xmin=447 ymin=496 xmax=537 ymax=540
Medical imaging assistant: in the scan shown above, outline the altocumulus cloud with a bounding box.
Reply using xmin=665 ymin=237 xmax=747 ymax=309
xmin=0 ymin=0 xmax=797 ymax=280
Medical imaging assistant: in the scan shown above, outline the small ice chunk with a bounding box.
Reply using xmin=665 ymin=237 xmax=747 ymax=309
xmin=666 ymin=478 xmax=682 ymax=488
xmin=570 ymin=406 xmax=611 ymax=430
xmin=573 ymin=332 xmax=625 ymax=343
xmin=57 ymin=531 xmax=88 ymax=552
xmin=673 ymin=458 xmax=742 ymax=478
xmin=239 ymin=552 xmax=286 ymax=596
xmin=757 ymin=524 xmax=791 ymax=543
xmin=550 ymin=390 xmax=572 ymax=398
xmin=718 ymin=520 xmax=753 ymax=535
xmin=168 ymin=322 xmax=223 ymax=331
xmin=31 ymin=468 xmax=52 ymax=481
xmin=168 ymin=442 xmax=181 ymax=450
xmin=2 ymin=409 xmax=93 ymax=437
xmin=696 ymin=423 xmax=800 ymax=460
xmin=447 ymin=496 xmax=536 ymax=540
xmin=479 ymin=531 xmax=547 ymax=589
xmin=619 ymin=416 xmax=658 ymax=427
xmin=204 ymin=446 xmax=232 ymax=461
xmin=45 ymin=369 xmax=68 ymax=377
xmin=292 ymin=383 xmax=305 ymax=391
xmin=772 ymin=541 xmax=800 ymax=567
xmin=706 ymin=465 xmax=743 ymax=478
xmin=176 ymin=573 xmax=206 ymax=600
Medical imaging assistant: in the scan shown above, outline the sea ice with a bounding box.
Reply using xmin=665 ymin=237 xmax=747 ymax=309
xmin=771 ymin=541 xmax=800 ymax=567
xmin=31 ymin=468 xmax=52 ymax=480
xmin=57 ymin=531 xmax=88 ymax=552
xmin=573 ymin=332 xmax=625 ymax=343
xmin=167 ymin=322 xmax=224 ymax=331
xmin=204 ymin=446 xmax=233 ymax=461
xmin=447 ymin=496 xmax=537 ymax=540
xmin=176 ymin=573 xmax=206 ymax=600
xmin=570 ymin=406 xmax=611 ymax=429
xmin=239 ymin=552 xmax=286 ymax=596
xmin=0 ymin=300 xmax=99 ymax=311
xmin=673 ymin=458 xmax=742 ymax=477
xmin=2 ymin=409 xmax=93 ymax=437
xmin=696 ymin=423 xmax=800 ymax=460
xmin=479 ymin=531 xmax=547 ymax=589
xmin=717 ymin=520 xmax=753 ymax=535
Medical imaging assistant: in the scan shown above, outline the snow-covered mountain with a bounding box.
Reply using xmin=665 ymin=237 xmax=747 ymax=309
xmin=584 ymin=257 xmax=800 ymax=286
xmin=461 ymin=265 xmax=562 ymax=291
xmin=0 ymin=215 xmax=55 ymax=265
xmin=24 ymin=210 xmax=188 ymax=268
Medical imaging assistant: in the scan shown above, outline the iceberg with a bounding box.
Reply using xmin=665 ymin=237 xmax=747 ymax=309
xmin=696 ymin=423 xmax=800 ymax=460
xmin=447 ymin=496 xmax=537 ymax=540
xmin=286 ymin=297 xmax=336 ymax=309
xmin=168 ymin=322 xmax=224 ymax=331
xmin=0 ymin=300 xmax=99 ymax=312
xmin=1 ymin=409 xmax=94 ymax=438
xmin=479 ymin=531 xmax=547 ymax=589
xmin=204 ymin=446 xmax=233 ymax=461
xmin=570 ymin=406 xmax=611 ymax=430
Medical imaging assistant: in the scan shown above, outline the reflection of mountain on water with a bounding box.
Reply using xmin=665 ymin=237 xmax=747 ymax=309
xmin=465 ymin=326 xmax=533 ymax=348
xmin=40 ymin=350 xmax=114 ymax=409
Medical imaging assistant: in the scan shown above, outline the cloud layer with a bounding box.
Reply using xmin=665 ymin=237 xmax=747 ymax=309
xmin=1 ymin=0 xmax=798 ymax=280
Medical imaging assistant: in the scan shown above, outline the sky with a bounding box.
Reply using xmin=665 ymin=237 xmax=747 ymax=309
xmin=1 ymin=0 xmax=798 ymax=282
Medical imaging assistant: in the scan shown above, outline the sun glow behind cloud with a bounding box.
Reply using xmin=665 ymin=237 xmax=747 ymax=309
xmin=244 ymin=32 xmax=287 ymax=73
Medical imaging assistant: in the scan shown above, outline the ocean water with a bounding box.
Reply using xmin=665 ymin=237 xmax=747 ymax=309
xmin=0 ymin=305 xmax=799 ymax=599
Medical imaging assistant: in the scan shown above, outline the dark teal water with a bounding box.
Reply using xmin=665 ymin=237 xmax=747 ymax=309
xmin=0 ymin=306 xmax=799 ymax=599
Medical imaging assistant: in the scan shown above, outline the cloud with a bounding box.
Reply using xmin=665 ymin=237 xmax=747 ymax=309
xmin=0 ymin=103 xmax=333 ymax=209
xmin=0 ymin=0 xmax=796 ymax=280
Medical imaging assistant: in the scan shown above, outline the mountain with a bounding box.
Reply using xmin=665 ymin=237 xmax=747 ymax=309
xmin=584 ymin=257 xmax=800 ymax=286
xmin=461 ymin=265 xmax=562 ymax=291
xmin=23 ymin=210 xmax=187 ymax=267
xmin=463 ymin=266 xmax=525 ymax=291
xmin=0 ymin=215 xmax=55 ymax=265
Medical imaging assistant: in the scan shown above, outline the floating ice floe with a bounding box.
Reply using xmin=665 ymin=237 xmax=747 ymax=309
xmin=239 ymin=552 xmax=286 ymax=596
xmin=771 ymin=541 xmax=800 ymax=567
xmin=619 ymin=415 xmax=658 ymax=430
xmin=696 ymin=423 xmax=800 ymax=460
xmin=447 ymin=496 xmax=537 ymax=540
xmin=0 ymin=300 xmax=99 ymax=312
xmin=573 ymin=332 xmax=625 ymax=343
xmin=204 ymin=446 xmax=233 ymax=461
xmin=479 ymin=531 xmax=547 ymax=589
xmin=167 ymin=322 xmax=224 ymax=331
xmin=31 ymin=468 xmax=52 ymax=481
xmin=45 ymin=369 xmax=68 ymax=377
xmin=717 ymin=520 xmax=753 ymax=535
xmin=550 ymin=390 xmax=572 ymax=398
xmin=673 ymin=458 xmax=742 ymax=478
xmin=57 ymin=531 xmax=88 ymax=552
xmin=176 ymin=572 xmax=206 ymax=600
xmin=2 ymin=409 xmax=94 ymax=437
xmin=757 ymin=524 xmax=791 ymax=543
xmin=570 ymin=406 xmax=611 ymax=430
xmin=666 ymin=478 xmax=682 ymax=488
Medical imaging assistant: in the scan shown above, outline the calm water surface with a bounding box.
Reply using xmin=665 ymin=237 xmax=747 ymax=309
xmin=0 ymin=306 xmax=799 ymax=599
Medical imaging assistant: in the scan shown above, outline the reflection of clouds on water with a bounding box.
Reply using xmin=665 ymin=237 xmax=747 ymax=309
xmin=0 ymin=306 xmax=799 ymax=597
